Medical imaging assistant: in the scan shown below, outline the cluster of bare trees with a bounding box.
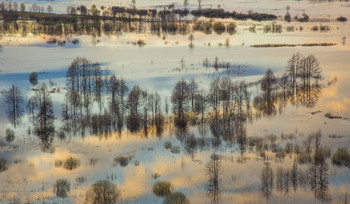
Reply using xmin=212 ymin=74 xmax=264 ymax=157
xmin=2 ymin=54 xmax=324 ymax=153
xmin=260 ymin=131 xmax=330 ymax=201
xmin=254 ymin=53 xmax=322 ymax=117
xmin=64 ymin=57 xmax=104 ymax=121
xmin=0 ymin=2 xmax=54 ymax=13
xmin=171 ymin=77 xmax=251 ymax=148
xmin=287 ymin=53 xmax=321 ymax=94
xmin=306 ymin=131 xmax=330 ymax=200
xmin=62 ymin=57 xmax=166 ymax=137
xmin=0 ymin=2 xmax=24 ymax=12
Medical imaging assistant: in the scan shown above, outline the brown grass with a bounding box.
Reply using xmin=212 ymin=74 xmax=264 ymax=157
xmin=251 ymin=43 xmax=336 ymax=48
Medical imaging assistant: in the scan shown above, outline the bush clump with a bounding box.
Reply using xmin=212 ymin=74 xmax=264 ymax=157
xmin=5 ymin=128 xmax=15 ymax=143
xmin=55 ymin=159 xmax=63 ymax=167
xmin=337 ymin=16 xmax=347 ymax=22
xmin=163 ymin=192 xmax=190 ymax=204
xmin=332 ymin=147 xmax=350 ymax=167
xmin=227 ymin=22 xmax=236 ymax=34
xmin=63 ymin=156 xmax=80 ymax=170
xmin=29 ymin=72 xmax=38 ymax=86
xmin=213 ymin=22 xmax=226 ymax=34
xmin=86 ymin=180 xmax=120 ymax=204
xmin=170 ymin=146 xmax=181 ymax=154
xmin=153 ymin=181 xmax=173 ymax=197
xmin=164 ymin=141 xmax=172 ymax=149
xmin=114 ymin=155 xmax=131 ymax=167
xmin=54 ymin=179 xmax=70 ymax=197
xmin=193 ymin=21 xmax=212 ymax=34
xmin=0 ymin=158 xmax=8 ymax=172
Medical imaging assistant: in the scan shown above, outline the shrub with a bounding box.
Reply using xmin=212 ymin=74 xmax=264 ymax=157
xmin=86 ymin=180 xmax=120 ymax=204
xmin=297 ymin=13 xmax=309 ymax=22
xmin=76 ymin=176 xmax=87 ymax=185
xmin=71 ymin=38 xmax=80 ymax=44
xmin=170 ymin=146 xmax=181 ymax=154
xmin=55 ymin=159 xmax=63 ymax=167
xmin=54 ymin=179 xmax=70 ymax=197
xmin=153 ymin=181 xmax=173 ymax=197
xmin=284 ymin=13 xmax=291 ymax=22
xmin=164 ymin=141 xmax=172 ymax=149
xmin=332 ymin=147 xmax=350 ymax=167
xmin=152 ymin=172 xmax=161 ymax=179
xmin=227 ymin=22 xmax=236 ymax=34
xmin=5 ymin=128 xmax=15 ymax=143
xmin=0 ymin=158 xmax=7 ymax=172
xmin=213 ymin=22 xmax=226 ymax=34
xmin=320 ymin=25 xmax=330 ymax=31
xmin=137 ymin=39 xmax=145 ymax=47
xmin=57 ymin=130 xmax=66 ymax=140
xmin=311 ymin=25 xmax=319 ymax=31
xmin=336 ymin=16 xmax=347 ymax=22
xmin=63 ymin=156 xmax=80 ymax=170
xmin=29 ymin=72 xmax=38 ymax=86
xmin=193 ymin=21 xmax=212 ymax=34
xmin=163 ymin=192 xmax=190 ymax=204
xmin=114 ymin=155 xmax=131 ymax=167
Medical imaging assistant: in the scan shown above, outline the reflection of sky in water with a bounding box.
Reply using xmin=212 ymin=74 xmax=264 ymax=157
xmin=0 ymin=6 xmax=350 ymax=203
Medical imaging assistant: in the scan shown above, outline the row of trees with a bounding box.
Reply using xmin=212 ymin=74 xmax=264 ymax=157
xmin=4 ymin=83 xmax=55 ymax=151
xmin=0 ymin=2 xmax=25 ymax=12
xmin=3 ymin=54 xmax=323 ymax=151
xmin=0 ymin=2 xmax=53 ymax=13
xmin=254 ymin=53 xmax=322 ymax=117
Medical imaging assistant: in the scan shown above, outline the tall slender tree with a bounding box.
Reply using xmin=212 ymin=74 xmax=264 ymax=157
xmin=31 ymin=84 xmax=55 ymax=150
xmin=6 ymin=85 xmax=24 ymax=128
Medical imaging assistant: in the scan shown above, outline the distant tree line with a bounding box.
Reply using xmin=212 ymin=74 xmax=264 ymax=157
xmin=191 ymin=8 xmax=277 ymax=21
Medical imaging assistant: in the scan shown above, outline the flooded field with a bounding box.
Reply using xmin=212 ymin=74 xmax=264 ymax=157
xmin=0 ymin=0 xmax=350 ymax=203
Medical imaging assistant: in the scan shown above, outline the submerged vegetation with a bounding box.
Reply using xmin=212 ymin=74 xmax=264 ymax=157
xmin=86 ymin=180 xmax=120 ymax=204
xmin=0 ymin=158 xmax=7 ymax=172
xmin=153 ymin=181 xmax=174 ymax=197
xmin=0 ymin=1 xmax=349 ymax=203
xmin=54 ymin=179 xmax=71 ymax=198
xmin=163 ymin=192 xmax=190 ymax=204
xmin=332 ymin=148 xmax=350 ymax=167
xmin=55 ymin=156 xmax=80 ymax=170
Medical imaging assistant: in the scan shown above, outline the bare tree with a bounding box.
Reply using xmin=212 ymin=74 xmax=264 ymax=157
xmin=13 ymin=2 xmax=18 ymax=11
xmin=78 ymin=5 xmax=87 ymax=16
xmin=171 ymin=79 xmax=190 ymax=128
xmin=188 ymin=34 xmax=194 ymax=48
xmin=6 ymin=85 xmax=24 ymax=128
xmin=30 ymin=84 xmax=55 ymax=151
xmin=261 ymin=69 xmax=277 ymax=115
xmin=20 ymin=3 xmax=25 ymax=12
xmin=189 ymin=78 xmax=199 ymax=112
xmin=291 ymin=158 xmax=298 ymax=191
xmin=205 ymin=154 xmax=222 ymax=204
xmin=66 ymin=6 xmax=77 ymax=15
xmin=47 ymin=5 xmax=53 ymax=13
xmin=198 ymin=0 xmax=202 ymax=10
xmin=184 ymin=0 xmax=188 ymax=7
xmin=0 ymin=2 xmax=5 ymax=11
xmin=126 ymin=85 xmax=146 ymax=132
xmin=260 ymin=162 xmax=274 ymax=199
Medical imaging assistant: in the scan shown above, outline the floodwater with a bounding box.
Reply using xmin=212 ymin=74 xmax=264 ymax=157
xmin=1 ymin=1 xmax=350 ymax=204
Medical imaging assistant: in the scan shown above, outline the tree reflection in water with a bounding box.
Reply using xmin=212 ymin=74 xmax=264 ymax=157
xmin=205 ymin=153 xmax=222 ymax=204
